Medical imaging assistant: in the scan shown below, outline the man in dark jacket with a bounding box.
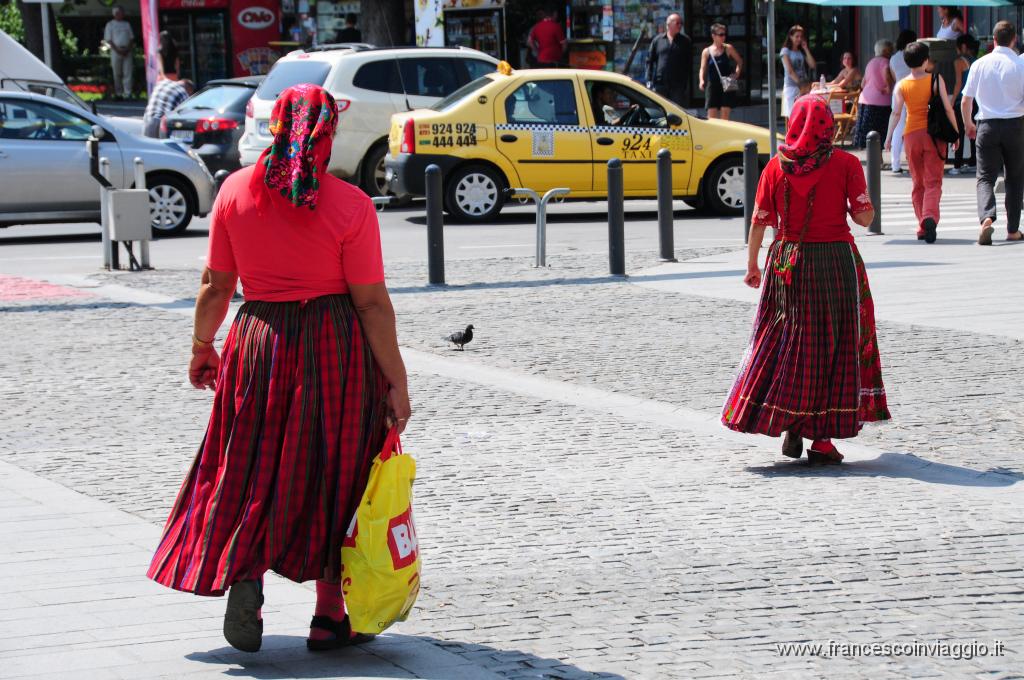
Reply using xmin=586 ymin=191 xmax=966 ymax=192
xmin=645 ymin=13 xmax=692 ymax=107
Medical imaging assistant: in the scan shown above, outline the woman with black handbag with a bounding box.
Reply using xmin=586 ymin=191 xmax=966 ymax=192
xmin=884 ymin=42 xmax=959 ymax=243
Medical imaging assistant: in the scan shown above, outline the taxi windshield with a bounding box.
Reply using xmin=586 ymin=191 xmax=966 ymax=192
xmin=431 ymin=75 xmax=493 ymax=112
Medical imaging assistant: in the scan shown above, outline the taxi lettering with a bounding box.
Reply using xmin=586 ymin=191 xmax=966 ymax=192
xmin=618 ymin=133 xmax=651 ymax=159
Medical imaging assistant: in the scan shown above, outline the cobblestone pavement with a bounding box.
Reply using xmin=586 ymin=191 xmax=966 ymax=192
xmin=2 ymin=247 xmax=1022 ymax=679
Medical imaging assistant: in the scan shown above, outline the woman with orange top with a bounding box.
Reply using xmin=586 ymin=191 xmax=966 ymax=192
xmin=884 ymin=41 xmax=959 ymax=243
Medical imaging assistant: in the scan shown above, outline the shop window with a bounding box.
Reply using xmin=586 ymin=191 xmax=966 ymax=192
xmin=505 ymin=80 xmax=579 ymax=126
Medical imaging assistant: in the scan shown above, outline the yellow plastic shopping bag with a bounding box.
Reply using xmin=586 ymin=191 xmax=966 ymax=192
xmin=341 ymin=427 xmax=420 ymax=634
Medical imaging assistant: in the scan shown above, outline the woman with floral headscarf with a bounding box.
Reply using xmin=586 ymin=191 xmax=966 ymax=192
xmin=722 ymin=94 xmax=891 ymax=464
xmin=147 ymin=84 xmax=410 ymax=652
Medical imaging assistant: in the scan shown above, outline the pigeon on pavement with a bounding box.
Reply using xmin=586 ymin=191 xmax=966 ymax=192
xmin=446 ymin=324 xmax=474 ymax=351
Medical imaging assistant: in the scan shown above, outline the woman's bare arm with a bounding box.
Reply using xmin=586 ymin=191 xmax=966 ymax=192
xmin=728 ymin=44 xmax=743 ymax=77
xmin=745 ymin=223 xmax=767 ymax=289
xmin=349 ymin=282 xmax=411 ymax=432
xmin=851 ymin=208 xmax=875 ymax=228
xmin=189 ymin=267 xmax=238 ymax=390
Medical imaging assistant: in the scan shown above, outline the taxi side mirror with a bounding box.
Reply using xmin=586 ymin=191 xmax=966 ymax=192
xmin=666 ymin=113 xmax=683 ymax=126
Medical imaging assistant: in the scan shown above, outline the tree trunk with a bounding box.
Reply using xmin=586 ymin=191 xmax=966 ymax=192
xmin=360 ymin=0 xmax=408 ymax=47
xmin=15 ymin=0 xmax=66 ymax=78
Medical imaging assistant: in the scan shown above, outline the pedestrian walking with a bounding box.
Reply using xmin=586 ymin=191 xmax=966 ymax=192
xmin=950 ymin=33 xmax=979 ymax=174
xmin=779 ymin=25 xmax=815 ymax=124
xmin=853 ymin=39 xmax=894 ymax=148
xmin=936 ymin=6 xmax=965 ymax=40
xmin=959 ymin=21 xmax=1024 ymax=245
xmin=885 ymin=42 xmax=959 ymax=243
xmin=699 ymin=23 xmax=743 ymax=120
xmin=646 ymin=13 xmax=692 ymax=107
xmin=527 ymin=7 xmax=566 ymax=68
xmin=102 ymin=6 xmax=134 ymax=99
xmin=888 ymin=30 xmax=917 ymax=175
xmin=722 ymin=94 xmax=890 ymax=464
xmin=147 ymin=84 xmax=411 ymax=653
xmin=141 ymin=76 xmax=193 ymax=137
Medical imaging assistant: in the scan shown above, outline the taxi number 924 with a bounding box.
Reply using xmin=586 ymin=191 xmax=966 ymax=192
xmin=431 ymin=122 xmax=477 ymax=148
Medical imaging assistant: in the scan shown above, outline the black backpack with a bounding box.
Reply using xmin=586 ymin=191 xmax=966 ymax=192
xmin=927 ymin=74 xmax=959 ymax=143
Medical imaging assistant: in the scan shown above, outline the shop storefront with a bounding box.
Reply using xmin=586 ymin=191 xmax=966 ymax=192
xmin=415 ymin=0 xmax=507 ymax=61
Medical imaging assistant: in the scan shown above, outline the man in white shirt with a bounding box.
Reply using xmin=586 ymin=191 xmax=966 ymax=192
xmin=103 ymin=6 xmax=134 ymax=99
xmin=960 ymin=20 xmax=1024 ymax=244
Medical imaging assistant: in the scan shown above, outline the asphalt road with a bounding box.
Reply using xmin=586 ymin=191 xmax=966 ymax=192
xmin=0 ymin=198 xmax=745 ymax=279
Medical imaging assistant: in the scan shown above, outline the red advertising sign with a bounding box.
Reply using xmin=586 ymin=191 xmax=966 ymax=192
xmin=230 ymin=0 xmax=280 ymax=76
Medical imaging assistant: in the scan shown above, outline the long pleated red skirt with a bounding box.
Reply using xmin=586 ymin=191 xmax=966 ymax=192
xmin=148 ymin=295 xmax=389 ymax=596
xmin=722 ymin=241 xmax=890 ymax=439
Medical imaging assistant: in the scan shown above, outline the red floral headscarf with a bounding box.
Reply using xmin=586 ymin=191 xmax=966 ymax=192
xmin=778 ymin=94 xmax=835 ymax=177
xmin=256 ymin=84 xmax=338 ymax=209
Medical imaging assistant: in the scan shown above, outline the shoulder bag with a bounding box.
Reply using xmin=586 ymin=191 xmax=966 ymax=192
xmin=711 ymin=50 xmax=739 ymax=92
xmin=927 ymin=74 xmax=959 ymax=144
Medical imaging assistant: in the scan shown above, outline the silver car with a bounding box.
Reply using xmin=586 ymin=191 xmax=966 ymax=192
xmin=0 ymin=91 xmax=215 ymax=235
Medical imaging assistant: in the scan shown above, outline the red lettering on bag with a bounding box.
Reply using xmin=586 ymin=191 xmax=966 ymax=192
xmin=387 ymin=508 xmax=418 ymax=569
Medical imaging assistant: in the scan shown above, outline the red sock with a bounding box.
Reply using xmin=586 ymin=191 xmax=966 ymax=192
xmin=314 ymin=580 xmax=344 ymax=621
xmin=811 ymin=439 xmax=837 ymax=453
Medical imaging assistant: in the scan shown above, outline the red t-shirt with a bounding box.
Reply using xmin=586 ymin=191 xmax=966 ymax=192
xmin=530 ymin=18 xmax=565 ymax=64
xmin=751 ymin=150 xmax=873 ymax=243
xmin=207 ymin=166 xmax=385 ymax=302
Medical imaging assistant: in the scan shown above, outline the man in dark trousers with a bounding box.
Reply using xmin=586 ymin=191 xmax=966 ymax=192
xmin=645 ymin=13 xmax=692 ymax=107
xmin=960 ymin=20 xmax=1024 ymax=245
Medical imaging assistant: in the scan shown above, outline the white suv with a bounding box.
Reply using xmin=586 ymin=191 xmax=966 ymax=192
xmin=238 ymin=45 xmax=498 ymax=198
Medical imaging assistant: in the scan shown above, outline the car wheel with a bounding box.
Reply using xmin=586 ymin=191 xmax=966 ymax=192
xmin=360 ymin=143 xmax=390 ymax=198
xmin=444 ymin=164 xmax=505 ymax=223
xmin=148 ymin=174 xmax=194 ymax=236
xmin=702 ymin=157 xmax=745 ymax=216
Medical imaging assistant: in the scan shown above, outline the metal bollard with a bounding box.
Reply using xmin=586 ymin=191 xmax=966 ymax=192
xmin=607 ymin=158 xmax=625 ymax=276
xmin=424 ymin=164 xmax=445 ymax=285
xmin=656 ymin=148 xmax=676 ymax=262
xmin=133 ymin=157 xmax=150 ymax=269
xmin=866 ymin=131 xmax=883 ymax=234
xmin=742 ymin=139 xmax=758 ymax=244
xmin=512 ymin=187 xmax=570 ymax=267
xmin=99 ymin=157 xmax=117 ymax=270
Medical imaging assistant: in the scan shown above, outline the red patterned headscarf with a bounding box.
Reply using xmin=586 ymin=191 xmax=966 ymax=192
xmin=778 ymin=94 xmax=835 ymax=177
xmin=256 ymin=84 xmax=338 ymax=209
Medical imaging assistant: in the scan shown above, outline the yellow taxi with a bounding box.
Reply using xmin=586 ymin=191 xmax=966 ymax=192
xmin=384 ymin=66 xmax=773 ymax=222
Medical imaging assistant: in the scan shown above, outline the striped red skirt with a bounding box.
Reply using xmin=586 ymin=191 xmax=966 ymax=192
xmin=722 ymin=241 xmax=890 ymax=439
xmin=148 ymin=295 xmax=389 ymax=596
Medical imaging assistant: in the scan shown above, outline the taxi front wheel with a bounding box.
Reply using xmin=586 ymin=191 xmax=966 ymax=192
xmin=445 ymin=164 xmax=506 ymax=223
xmin=703 ymin=156 xmax=745 ymax=216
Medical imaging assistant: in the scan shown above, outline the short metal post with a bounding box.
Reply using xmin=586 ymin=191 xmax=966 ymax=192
xmin=742 ymin=139 xmax=758 ymax=244
xmin=866 ymin=131 xmax=883 ymax=234
xmin=99 ymin=157 xmax=118 ymax=270
xmin=607 ymin=158 xmax=625 ymax=276
xmin=656 ymin=148 xmax=676 ymax=262
xmin=424 ymin=164 xmax=445 ymax=285
xmin=134 ymin=157 xmax=150 ymax=269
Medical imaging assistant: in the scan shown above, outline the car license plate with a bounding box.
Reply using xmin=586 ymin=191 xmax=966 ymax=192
xmin=258 ymin=121 xmax=270 ymax=136
xmin=170 ymin=130 xmax=194 ymax=142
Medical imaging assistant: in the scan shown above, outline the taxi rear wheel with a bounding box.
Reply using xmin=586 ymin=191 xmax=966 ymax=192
xmin=703 ymin=156 xmax=745 ymax=216
xmin=445 ymin=164 xmax=506 ymax=223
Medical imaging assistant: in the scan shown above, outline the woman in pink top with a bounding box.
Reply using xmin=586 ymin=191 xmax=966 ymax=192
xmin=147 ymin=85 xmax=410 ymax=653
xmin=853 ymin=40 xmax=895 ymax=148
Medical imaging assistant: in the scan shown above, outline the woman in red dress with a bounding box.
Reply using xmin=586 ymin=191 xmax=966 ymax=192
xmin=147 ymin=84 xmax=411 ymax=652
xmin=722 ymin=95 xmax=890 ymax=463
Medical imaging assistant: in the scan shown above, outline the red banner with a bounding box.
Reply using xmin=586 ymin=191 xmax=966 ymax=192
xmin=139 ymin=0 xmax=159 ymax=95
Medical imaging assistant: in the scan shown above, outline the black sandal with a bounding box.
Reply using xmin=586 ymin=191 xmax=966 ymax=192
xmin=306 ymin=615 xmax=376 ymax=651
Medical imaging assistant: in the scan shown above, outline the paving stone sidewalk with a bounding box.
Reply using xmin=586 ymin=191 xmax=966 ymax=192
xmin=1 ymin=248 xmax=1022 ymax=679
